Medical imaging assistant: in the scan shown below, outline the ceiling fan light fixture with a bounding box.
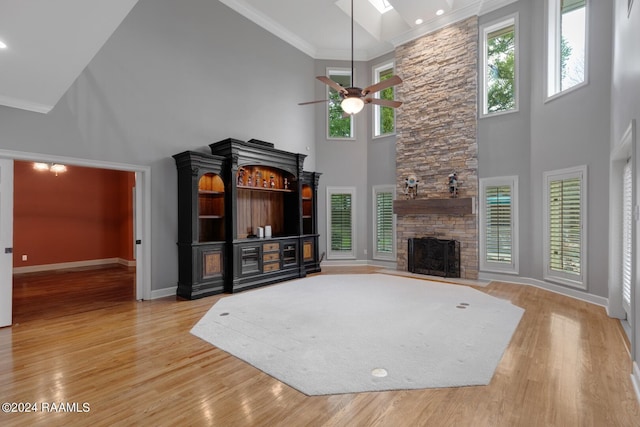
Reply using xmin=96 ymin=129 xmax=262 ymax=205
xmin=341 ymin=97 xmax=365 ymax=115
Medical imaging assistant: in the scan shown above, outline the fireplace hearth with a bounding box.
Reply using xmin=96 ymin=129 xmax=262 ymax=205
xmin=408 ymin=237 xmax=460 ymax=278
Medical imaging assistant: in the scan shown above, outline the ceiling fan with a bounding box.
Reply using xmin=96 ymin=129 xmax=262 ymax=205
xmin=298 ymin=0 xmax=403 ymax=115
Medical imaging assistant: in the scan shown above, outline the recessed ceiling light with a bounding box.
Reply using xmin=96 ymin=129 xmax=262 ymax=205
xmin=415 ymin=18 xmax=423 ymax=25
xmin=436 ymin=9 xmax=445 ymax=16
xmin=0 ymin=41 xmax=7 ymax=49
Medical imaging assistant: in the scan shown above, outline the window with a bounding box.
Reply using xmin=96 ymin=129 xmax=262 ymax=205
xmin=480 ymin=177 xmax=518 ymax=273
xmin=327 ymin=68 xmax=354 ymax=139
xmin=372 ymin=62 xmax=396 ymax=136
xmin=327 ymin=187 xmax=356 ymax=259
xmin=368 ymin=0 xmax=393 ymax=14
xmin=547 ymin=0 xmax=587 ymax=98
xmin=480 ymin=15 xmax=518 ymax=116
xmin=373 ymin=186 xmax=395 ymax=260
xmin=543 ymin=166 xmax=587 ymax=289
xmin=622 ymin=159 xmax=632 ymax=314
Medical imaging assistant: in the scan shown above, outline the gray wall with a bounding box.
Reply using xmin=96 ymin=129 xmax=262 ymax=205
xmin=479 ymin=0 xmax=612 ymax=298
xmin=611 ymin=0 xmax=640 ymax=372
xmin=0 ymin=0 xmax=316 ymax=291
xmin=366 ymin=51 xmax=398 ymax=267
xmin=314 ymin=59 xmax=370 ymax=263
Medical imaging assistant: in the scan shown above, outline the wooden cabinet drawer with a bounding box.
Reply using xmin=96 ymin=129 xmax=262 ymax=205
xmin=263 ymin=262 xmax=280 ymax=272
xmin=263 ymin=252 xmax=280 ymax=262
xmin=263 ymin=242 xmax=280 ymax=252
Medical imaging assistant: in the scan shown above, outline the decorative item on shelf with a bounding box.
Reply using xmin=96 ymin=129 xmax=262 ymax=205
xmin=257 ymin=227 xmax=264 ymax=238
xmin=404 ymin=174 xmax=419 ymax=199
xmin=265 ymin=225 xmax=272 ymax=238
xmin=255 ymin=171 xmax=261 ymax=187
xmin=448 ymin=173 xmax=459 ymax=198
xmin=247 ymin=175 xmax=252 ymax=187
xmin=270 ymin=174 xmax=275 ymax=188
xmin=263 ymin=179 xmax=267 ymax=188
xmin=237 ymin=168 xmax=246 ymax=186
xmin=284 ymin=178 xmax=289 ymax=190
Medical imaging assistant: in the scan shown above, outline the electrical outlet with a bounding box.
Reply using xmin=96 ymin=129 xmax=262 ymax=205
xmin=22 ymin=255 xmax=27 ymax=261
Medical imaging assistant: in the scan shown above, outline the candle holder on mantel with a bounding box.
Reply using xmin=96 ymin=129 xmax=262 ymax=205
xmin=448 ymin=173 xmax=459 ymax=198
xmin=404 ymin=174 xmax=419 ymax=199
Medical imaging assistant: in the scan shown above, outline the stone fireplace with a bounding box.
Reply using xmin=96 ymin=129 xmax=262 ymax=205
xmin=394 ymin=17 xmax=478 ymax=280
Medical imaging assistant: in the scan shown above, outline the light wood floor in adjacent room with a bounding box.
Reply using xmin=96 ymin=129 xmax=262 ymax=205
xmin=1 ymin=265 xmax=639 ymax=426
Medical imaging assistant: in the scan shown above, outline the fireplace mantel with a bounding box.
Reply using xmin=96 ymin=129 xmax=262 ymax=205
xmin=393 ymin=197 xmax=475 ymax=216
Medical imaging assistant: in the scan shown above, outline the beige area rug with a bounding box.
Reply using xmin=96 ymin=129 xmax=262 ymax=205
xmin=191 ymin=274 xmax=524 ymax=395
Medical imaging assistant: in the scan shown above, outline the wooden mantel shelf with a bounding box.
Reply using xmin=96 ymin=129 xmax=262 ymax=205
xmin=393 ymin=197 xmax=475 ymax=215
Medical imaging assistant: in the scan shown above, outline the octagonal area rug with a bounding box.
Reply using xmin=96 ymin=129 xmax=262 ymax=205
xmin=191 ymin=274 xmax=524 ymax=395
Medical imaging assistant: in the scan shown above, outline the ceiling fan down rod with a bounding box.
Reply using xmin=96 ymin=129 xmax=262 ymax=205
xmin=350 ymin=0 xmax=355 ymax=88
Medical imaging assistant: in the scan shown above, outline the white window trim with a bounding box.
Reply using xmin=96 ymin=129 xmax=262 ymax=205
xmin=372 ymin=185 xmax=396 ymax=261
xmin=326 ymin=67 xmax=355 ymax=140
xmin=326 ymin=186 xmax=357 ymax=260
xmin=371 ymin=60 xmax=397 ymax=138
xmin=479 ymin=176 xmax=519 ymax=274
xmin=479 ymin=13 xmax=519 ymax=118
xmin=543 ymin=165 xmax=588 ymax=289
xmin=608 ymin=119 xmax=636 ymax=319
xmin=544 ymin=0 xmax=589 ymax=102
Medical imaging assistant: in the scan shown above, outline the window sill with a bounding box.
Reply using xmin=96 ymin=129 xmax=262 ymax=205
xmin=544 ymin=80 xmax=588 ymax=104
xmin=479 ymin=107 xmax=519 ymax=120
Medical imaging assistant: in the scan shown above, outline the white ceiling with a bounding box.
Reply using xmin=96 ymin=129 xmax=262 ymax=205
xmin=0 ymin=0 xmax=139 ymax=114
xmin=220 ymin=0 xmax=517 ymax=60
xmin=0 ymin=0 xmax=515 ymax=114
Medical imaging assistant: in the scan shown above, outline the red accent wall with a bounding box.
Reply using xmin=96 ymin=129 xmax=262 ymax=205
xmin=13 ymin=161 xmax=135 ymax=267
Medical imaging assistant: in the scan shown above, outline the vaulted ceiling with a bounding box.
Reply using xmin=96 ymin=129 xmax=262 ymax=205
xmin=0 ymin=0 xmax=514 ymax=114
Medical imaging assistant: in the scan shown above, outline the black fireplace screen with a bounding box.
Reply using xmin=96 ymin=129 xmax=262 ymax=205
xmin=408 ymin=237 xmax=460 ymax=278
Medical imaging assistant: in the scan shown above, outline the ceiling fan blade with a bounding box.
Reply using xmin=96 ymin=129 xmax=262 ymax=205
xmin=361 ymin=75 xmax=403 ymax=96
xmin=317 ymin=76 xmax=348 ymax=95
xmin=298 ymin=99 xmax=330 ymax=106
xmin=365 ymin=98 xmax=402 ymax=108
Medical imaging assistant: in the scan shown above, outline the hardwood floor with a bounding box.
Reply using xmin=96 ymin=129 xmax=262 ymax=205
xmin=1 ymin=265 xmax=639 ymax=426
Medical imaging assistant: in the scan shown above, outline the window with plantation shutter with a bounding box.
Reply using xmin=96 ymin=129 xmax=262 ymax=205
xmin=543 ymin=166 xmax=587 ymax=289
xmin=373 ymin=186 xmax=395 ymax=260
xmin=622 ymin=159 xmax=632 ymax=314
xmin=327 ymin=187 xmax=356 ymax=259
xmin=480 ymin=177 xmax=518 ymax=273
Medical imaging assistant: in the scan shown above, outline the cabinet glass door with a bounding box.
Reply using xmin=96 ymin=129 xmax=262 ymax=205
xmin=241 ymin=246 xmax=260 ymax=275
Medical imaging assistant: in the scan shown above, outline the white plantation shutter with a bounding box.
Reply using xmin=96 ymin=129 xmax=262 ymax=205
xmin=485 ymin=185 xmax=512 ymax=263
xmin=544 ymin=166 xmax=586 ymax=288
xmin=327 ymin=187 xmax=356 ymax=259
xmin=480 ymin=176 xmax=518 ymax=274
xmin=331 ymin=194 xmax=352 ymax=251
xmin=548 ymin=177 xmax=581 ymax=274
xmin=622 ymin=160 xmax=632 ymax=313
xmin=373 ymin=187 xmax=394 ymax=260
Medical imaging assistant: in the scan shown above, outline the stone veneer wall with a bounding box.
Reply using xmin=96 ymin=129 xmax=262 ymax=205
xmin=395 ymin=17 xmax=478 ymax=279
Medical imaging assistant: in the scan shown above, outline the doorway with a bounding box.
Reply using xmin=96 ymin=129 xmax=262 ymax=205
xmin=0 ymin=149 xmax=151 ymax=327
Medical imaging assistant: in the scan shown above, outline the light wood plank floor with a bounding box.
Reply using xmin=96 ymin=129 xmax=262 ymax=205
xmin=1 ymin=265 xmax=639 ymax=426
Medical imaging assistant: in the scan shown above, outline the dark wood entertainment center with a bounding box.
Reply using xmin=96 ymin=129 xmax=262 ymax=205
xmin=173 ymin=138 xmax=321 ymax=299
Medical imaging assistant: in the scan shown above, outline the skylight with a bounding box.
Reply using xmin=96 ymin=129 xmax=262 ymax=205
xmin=369 ymin=0 xmax=393 ymax=14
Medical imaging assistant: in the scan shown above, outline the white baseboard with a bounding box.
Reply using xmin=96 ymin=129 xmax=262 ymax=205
xmin=13 ymin=258 xmax=136 ymax=274
xmin=479 ymin=272 xmax=609 ymax=308
xmin=632 ymin=362 xmax=640 ymax=405
xmin=151 ymin=286 xmax=177 ymax=299
xmin=321 ymin=259 xmax=371 ymax=267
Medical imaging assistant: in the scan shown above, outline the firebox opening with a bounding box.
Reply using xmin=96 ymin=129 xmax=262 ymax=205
xmin=408 ymin=237 xmax=461 ymax=278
